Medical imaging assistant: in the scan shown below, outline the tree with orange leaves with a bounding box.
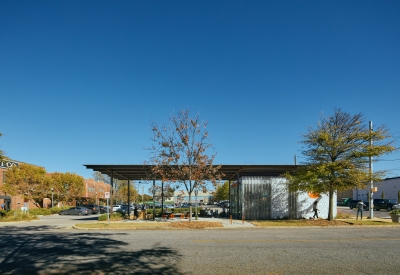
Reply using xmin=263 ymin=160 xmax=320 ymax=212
xmin=148 ymin=109 xmax=222 ymax=221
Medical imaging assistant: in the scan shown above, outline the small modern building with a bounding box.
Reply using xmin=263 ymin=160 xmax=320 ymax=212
xmin=84 ymin=164 xmax=336 ymax=220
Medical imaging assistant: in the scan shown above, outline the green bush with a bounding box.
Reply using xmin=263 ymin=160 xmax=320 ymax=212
xmin=28 ymin=208 xmax=52 ymax=216
xmin=98 ymin=212 xmax=124 ymax=221
xmin=389 ymin=209 xmax=400 ymax=215
xmin=0 ymin=210 xmax=38 ymax=222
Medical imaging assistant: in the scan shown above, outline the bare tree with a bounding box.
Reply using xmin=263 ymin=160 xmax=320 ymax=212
xmin=148 ymin=109 xmax=222 ymax=221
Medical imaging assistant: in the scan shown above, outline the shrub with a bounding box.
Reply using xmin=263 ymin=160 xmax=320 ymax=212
xmin=0 ymin=210 xmax=38 ymax=222
xmin=98 ymin=212 xmax=124 ymax=221
xmin=389 ymin=209 xmax=400 ymax=215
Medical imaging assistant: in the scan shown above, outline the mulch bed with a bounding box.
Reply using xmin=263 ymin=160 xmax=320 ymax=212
xmin=169 ymin=221 xmax=223 ymax=229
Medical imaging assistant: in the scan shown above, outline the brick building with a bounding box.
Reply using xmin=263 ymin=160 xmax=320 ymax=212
xmin=0 ymin=159 xmax=110 ymax=210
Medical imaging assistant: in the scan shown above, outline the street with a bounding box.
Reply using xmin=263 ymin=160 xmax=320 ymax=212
xmin=0 ymin=214 xmax=400 ymax=274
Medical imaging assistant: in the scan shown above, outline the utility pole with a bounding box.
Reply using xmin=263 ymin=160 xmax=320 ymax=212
xmin=369 ymin=121 xmax=374 ymax=219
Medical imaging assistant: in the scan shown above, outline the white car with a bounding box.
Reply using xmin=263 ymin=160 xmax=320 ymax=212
xmin=112 ymin=205 xmax=122 ymax=212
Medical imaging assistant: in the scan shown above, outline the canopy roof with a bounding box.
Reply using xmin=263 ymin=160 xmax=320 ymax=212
xmin=83 ymin=164 xmax=298 ymax=181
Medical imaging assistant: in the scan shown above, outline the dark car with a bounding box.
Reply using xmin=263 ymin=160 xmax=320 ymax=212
xmin=59 ymin=207 xmax=90 ymax=216
xmin=373 ymin=199 xmax=400 ymax=211
xmin=117 ymin=204 xmax=134 ymax=214
xmin=84 ymin=204 xmax=100 ymax=214
xmin=337 ymin=198 xmax=352 ymax=206
xmin=349 ymin=200 xmax=369 ymax=210
xmin=99 ymin=206 xmax=109 ymax=214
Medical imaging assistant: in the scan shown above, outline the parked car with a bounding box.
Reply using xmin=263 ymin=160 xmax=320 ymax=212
xmin=373 ymin=199 xmax=400 ymax=211
xmin=84 ymin=204 xmax=100 ymax=214
xmin=117 ymin=204 xmax=134 ymax=214
xmin=337 ymin=198 xmax=352 ymax=206
xmin=349 ymin=200 xmax=369 ymax=210
xmin=99 ymin=206 xmax=109 ymax=213
xmin=112 ymin=205 xmax=122 ymax=212
xmin=59 ymin=207 xmax=90 ymax=216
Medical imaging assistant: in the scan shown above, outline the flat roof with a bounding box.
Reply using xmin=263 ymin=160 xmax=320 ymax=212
xmin=83 ymin=164 xmax=298 ymax=181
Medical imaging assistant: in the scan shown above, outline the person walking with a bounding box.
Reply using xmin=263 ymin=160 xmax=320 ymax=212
xmin=356 ymin=200 xmax=365 ymax=220
xmin=312 ymin=201 xmax=319 ymax=219
xmin=133 ymin=206 xmax=139 ymax=220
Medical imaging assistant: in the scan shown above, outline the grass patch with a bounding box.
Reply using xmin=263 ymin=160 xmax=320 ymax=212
xmin=343 ymin=220 xmax=400 ymax=226
xmin=251 ymin=220 xmax=336 ymax=226
xmin=0 ymin=210 xmax=39 ymax=222
xmin=336 ymin=213 xmax=353 ymax=219
xmin=252 ymin=219 xmax=399 ymax=227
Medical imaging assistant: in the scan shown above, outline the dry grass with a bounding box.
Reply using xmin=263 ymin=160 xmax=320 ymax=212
xmin=252 ymin=219 xmax=398 ymax=227
xmin=169 ymin=221 xmax=223 ymax=229
xmin=252 ymin=219 xmax=351 ymax=227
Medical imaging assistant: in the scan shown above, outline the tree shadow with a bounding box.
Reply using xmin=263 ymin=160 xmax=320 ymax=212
xmin=0 ymin=226 xmax=184 ymax=275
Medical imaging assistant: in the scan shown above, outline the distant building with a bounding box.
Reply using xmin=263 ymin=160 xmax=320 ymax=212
xmin=173 ymin=189 xmax=213 ymax=205
xmin=353 ymin=177 xmax=400 ymax=201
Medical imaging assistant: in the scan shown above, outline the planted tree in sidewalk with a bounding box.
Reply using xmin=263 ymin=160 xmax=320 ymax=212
xmin=285 ymin=108 xmax=396 ymax=221
xmin=148 ymin=109 xmax=222 ymax=221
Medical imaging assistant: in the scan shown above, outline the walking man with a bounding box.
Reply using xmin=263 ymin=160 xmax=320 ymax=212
xmin=312 ymin=201 xmax=319 ymax=219
xmin=356 ymin=199 xmax=365 ymax=220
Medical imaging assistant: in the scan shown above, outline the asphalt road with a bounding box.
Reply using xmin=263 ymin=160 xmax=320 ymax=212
xmin=1 ymin=214 xmax=400 ymax=274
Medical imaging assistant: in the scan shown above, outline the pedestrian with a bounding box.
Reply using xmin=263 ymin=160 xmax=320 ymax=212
xmin=134 ymin=206 xmax=139 ymax=220
xmin=1 ymin=203 xmax=4 ymax=210
xmin=356 ymin=199 xmax=365 ymax=220
xmin=312 ymin=201 xmax=319 ymax=219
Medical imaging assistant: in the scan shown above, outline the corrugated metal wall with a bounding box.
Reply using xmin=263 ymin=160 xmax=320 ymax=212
xmin=242 ymin=177 xmax=272 ymax=220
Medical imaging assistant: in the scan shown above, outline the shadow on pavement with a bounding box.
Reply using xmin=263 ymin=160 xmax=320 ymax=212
xmin=0 ymin=226 xmax=183 ymax=275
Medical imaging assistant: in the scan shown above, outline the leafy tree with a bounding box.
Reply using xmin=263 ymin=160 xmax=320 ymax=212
xmin=148 ymin=109 xmax=222 ymax=221
xmin=214 ymin=181 xmax=229 ymax=202
xmin=3 ymin=163 xmax=47 ymax=207
xmin=285 ymin=108 xmax=396 ymax=220
xmin=114 ymin=180 xmax=138 ymax=204
xmin=48 ymin=172 xmax=85 ymax=205
xmin=92 ymin=171 xmax=110 ymax=184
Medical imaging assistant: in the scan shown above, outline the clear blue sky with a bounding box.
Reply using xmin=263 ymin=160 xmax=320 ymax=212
xmin=1 ymin=1 xmax=400 ymax=181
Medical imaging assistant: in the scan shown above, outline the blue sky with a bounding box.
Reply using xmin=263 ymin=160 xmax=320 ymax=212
xmin=1 ymin=1 xmax=400 ymax=183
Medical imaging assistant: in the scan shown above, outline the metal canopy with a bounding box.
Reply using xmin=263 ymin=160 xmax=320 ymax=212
xmin=83 ymin=164 xmax=298 ymax=181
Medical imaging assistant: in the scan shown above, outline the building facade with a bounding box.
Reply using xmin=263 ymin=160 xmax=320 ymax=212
xmin=230 ymin=176 xmax=335 ymax=220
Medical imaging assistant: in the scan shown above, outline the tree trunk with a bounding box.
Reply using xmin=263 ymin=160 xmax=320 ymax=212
xmin=188 ymin=192 xmax=192 ymax=222
xmin=328 ymin=188 xmax=334 ymax=221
